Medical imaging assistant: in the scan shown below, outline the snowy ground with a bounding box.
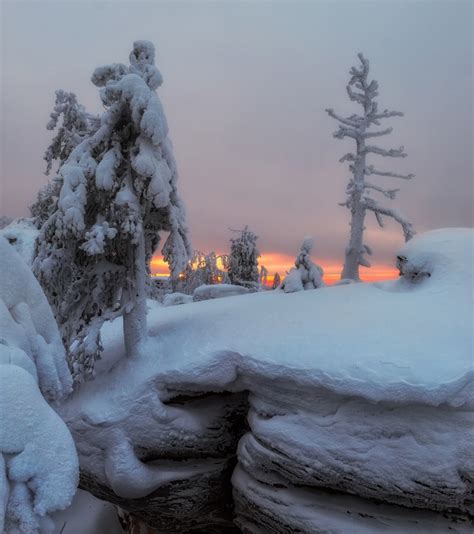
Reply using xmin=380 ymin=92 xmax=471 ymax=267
xmin=61 ymin=229 xmax=473 ymax=531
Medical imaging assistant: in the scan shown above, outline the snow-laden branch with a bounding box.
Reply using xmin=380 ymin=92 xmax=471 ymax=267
xmin=364 ymin=145 xmax=407 ymax=158
xmin=363 ymin=197 xmax=415 ymax=241
xmin=365 ymin=165 xmax=414 ymax=180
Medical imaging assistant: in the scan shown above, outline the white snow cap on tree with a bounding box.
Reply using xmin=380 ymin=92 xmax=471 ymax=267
xmin=34 ymin=41 xmax=191 ymax=383
xmin=282 ymin=237 xmax=325 ymax=293
xmin=228 ymin=226 xmax=260 ymax=288
xmin=326 ymin=53 xmax=415 ymax=281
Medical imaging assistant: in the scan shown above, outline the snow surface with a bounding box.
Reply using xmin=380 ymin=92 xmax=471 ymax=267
xmin=67 ymin=228 xmax=473 ymax=411
xmin=52 ymin=490 xmax=122 ymax=534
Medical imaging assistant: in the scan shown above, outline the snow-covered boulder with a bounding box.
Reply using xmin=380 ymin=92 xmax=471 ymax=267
xmin=162 ymin=292 xmax=193 ymax=307
xmin=61 ymin=229 xmax=473 ymax=532
xmin=193 ymin=283 xmax=251 ymax=301
xmin=0 ymin=236 xmax=78 ymax=532
xmin=0 ymin=218 xmax=39 ymax=266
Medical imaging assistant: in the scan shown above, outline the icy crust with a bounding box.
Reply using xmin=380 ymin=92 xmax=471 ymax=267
xmin=0 ymin=236 xmax=72 ymax=401
xmin=232 ymin=466 xmax=472 ymax=533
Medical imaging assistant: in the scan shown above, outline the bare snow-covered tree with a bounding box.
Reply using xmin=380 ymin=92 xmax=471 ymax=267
xmin=228 ymin=226 xmax=260 ymax=288
xmin=281 ymin=237 xmax=325 ymax=293
xmin=34 ymin=41 xmax=191 ymax=382
xmin=326 ymin=53 xmax=415 ymax=281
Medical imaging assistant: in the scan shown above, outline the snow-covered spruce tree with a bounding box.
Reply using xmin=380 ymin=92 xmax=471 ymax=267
xmin=281 ymin=237 xmax=325 ymax=293
xmin=34 ymin=41 xmax=191 ymax=382
xmin=326 ymin=53 xmax=415 ymax=282
xmin=228 ymin=226 xmax=260 ymax=288
xmin=176 ymin=251 xmax=230 ymax=294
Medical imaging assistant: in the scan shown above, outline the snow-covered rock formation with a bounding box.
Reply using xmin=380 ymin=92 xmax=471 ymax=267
xmin=0 ymin=236 xmax=78 ymax=533
xmin=61 ymin=229 xmax=472 ymax=532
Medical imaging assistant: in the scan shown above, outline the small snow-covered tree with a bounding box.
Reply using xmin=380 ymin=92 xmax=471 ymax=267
xmin=326 ymin=53 xmax=415 ymax=281
xmin=281 ymin=237 xmax=325 ymax=293
xmin=228 ymin=226 xmax=260 ymax=288
xmin=34 ymin=41 xmax=191 ymax=382
xmin=271 ymin=272 xmax=281 ymax=289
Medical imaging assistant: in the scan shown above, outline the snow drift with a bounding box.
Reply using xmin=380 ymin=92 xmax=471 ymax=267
xmin=62 ymin=228 xmax=473 ymax=531
xmin=0 ymin=236 xmax=78 ymax=533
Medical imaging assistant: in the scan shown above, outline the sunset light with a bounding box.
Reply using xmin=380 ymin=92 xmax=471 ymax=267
xmin=150 ymin=252 xmax=399 ymax=285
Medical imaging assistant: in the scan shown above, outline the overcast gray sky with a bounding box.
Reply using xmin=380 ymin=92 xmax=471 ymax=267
xmin=1 ymin=0 xmax=472 ymax=273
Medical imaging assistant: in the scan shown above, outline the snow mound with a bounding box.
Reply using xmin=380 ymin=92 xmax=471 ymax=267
xmin=163 ymin=292 xmax=193 ymax=307
xmin=0 ymin=236 xmax=72 ymax=401
xmin=0 ymin=366 xmax=79 ymax=533
xmin=0 ymin=218 xmax=39 ymax=266
xmin=193 ymin=284 xmax=251 ymax=302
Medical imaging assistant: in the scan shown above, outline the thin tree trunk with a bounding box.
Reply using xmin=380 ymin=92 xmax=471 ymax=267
xmin=123 ymin=229 xmax=147 ymax=357
xmin=341 ymin=140 xmax=366 ymax=281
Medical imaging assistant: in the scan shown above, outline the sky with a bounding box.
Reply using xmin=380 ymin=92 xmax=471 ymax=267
xmin=1 ymin=0 xmax=472 ymax=281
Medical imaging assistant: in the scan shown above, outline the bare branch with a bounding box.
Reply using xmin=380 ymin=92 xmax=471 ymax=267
xmin=364 ymin=181 xmax=399 ymax=199
xmin=364 ymin=145 xmax=407 ymax=158
xmin=339 ymin=153 xmax=356 ymax=163
xmin=365 ymin=165 xmax=414 ymax=180
xmin=363 ymin=197 xmax=415 ymax=241
xmin=374 ymin=211 xmax=384 ymax=228
xmin=334 ymin=126 xmax=359 ymax=140
xmin=325 ymin=108 xmax=360 ymax=127
xmin=363 ymin=127 xmax=393 ymax=139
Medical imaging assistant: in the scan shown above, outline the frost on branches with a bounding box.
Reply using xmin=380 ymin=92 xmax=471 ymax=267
xmin=282 ymin=237 xmax=325 ymax=293
xmin=326 ymin=53 xmax=415 ymax=281
xmin=34 ymin=41 xmax=191 ymax=383
xmin=176 ymin=251 xmax=230 ymax=294
xmin=228 ymin=226 xmax=260 ymax=288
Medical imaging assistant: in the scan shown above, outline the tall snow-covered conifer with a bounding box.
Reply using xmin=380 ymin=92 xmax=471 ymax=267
xmin=34 ymin=41 xmax=191 ymax=382
xmin=326 ymin=53 xmax=415 ymax=281
xmin=228 ymin=226 xmax=260 ymax=288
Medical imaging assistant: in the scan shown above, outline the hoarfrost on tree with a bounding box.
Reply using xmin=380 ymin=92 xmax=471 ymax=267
xmin=326 ymin=53 xmax=415 ymax=281
xmin=33 ymin=40 xmax=191 ymax=383
xmin=281 ymin=237 xmax=325 ymax=293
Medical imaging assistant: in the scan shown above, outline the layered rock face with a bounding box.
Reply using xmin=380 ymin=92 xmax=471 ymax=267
xmin=232 ymin=381 xmax=473 ymax=532
xmin=65 ymin=391 xmax=247 ymax=533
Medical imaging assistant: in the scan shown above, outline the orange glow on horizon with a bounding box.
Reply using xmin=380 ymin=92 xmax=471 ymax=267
xmin=150 ymin=252 xmax=398 ymax=285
